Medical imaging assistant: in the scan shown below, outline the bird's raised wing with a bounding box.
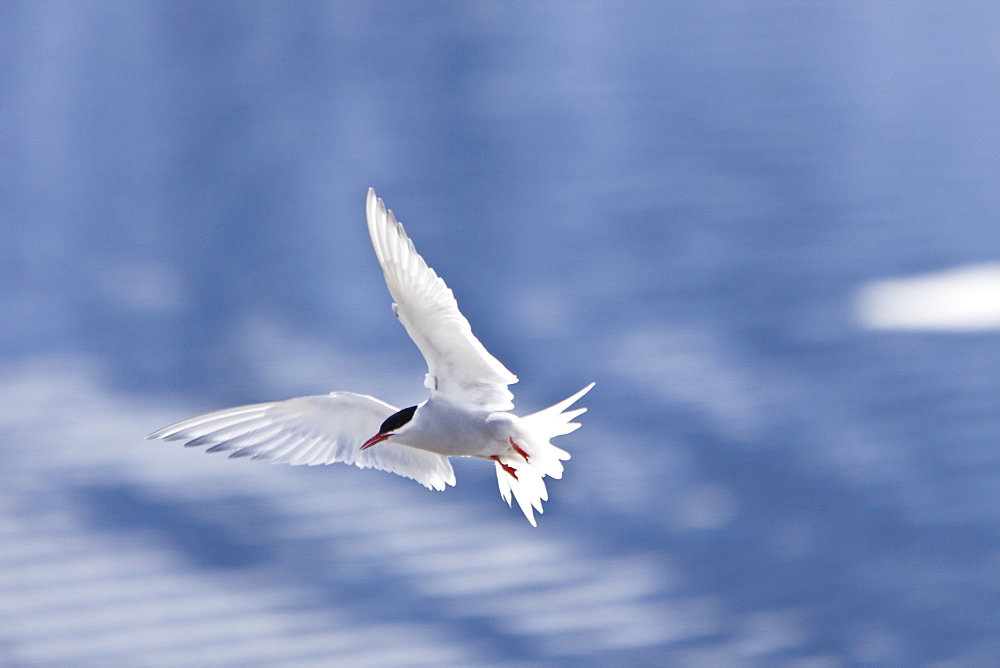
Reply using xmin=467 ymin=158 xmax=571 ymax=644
xmin=146 ymin=392 xmax=456 ymax=491
xmin=366 ymin=188 xmax=518 ymax=411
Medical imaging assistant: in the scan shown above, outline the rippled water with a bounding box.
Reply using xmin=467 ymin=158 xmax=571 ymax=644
xmin=3 ymin=2 xmax=1000 ymax=665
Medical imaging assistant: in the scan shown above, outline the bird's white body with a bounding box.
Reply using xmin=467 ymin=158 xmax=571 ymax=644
xmin=401 ymin=398 xmax=516 ymax=458
xmin=148 ymin=188 xmax=593 ymax=525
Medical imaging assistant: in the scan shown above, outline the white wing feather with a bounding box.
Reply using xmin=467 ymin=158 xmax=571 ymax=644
xmin=147 ymin=392 xmax=456 ymax=491
xmin=366 ymin=188 xmax=518 ymax=411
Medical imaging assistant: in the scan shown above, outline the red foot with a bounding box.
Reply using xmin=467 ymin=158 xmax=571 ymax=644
xmin=492 ymin=455 xmax=518 ymax=480
xmin=510 ymin=438 xmax=530 ymax=462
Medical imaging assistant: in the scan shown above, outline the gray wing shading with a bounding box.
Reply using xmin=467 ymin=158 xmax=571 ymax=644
xmin=366 ymin=188 xmax=518 ymax=411
xmin=147 ymin=392 xmax=456 ymax=491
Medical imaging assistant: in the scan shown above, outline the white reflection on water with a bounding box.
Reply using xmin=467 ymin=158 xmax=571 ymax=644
xmin=857 ymin=263 xmax=1000 ymax=331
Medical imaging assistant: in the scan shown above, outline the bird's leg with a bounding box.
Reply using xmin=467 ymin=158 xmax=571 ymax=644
xmin=492 ymin=455 xmax=518 ymax=480
xmin=509 ymin=437 xmax=530 ymax=463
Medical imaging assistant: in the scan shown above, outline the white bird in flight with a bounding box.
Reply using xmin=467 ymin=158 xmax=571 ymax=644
xmin=148 ymin=188 xmax=593 ymax=525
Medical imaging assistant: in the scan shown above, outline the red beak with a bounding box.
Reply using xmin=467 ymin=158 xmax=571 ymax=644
xmin=360 ymin=432 xmax=391 ymax=451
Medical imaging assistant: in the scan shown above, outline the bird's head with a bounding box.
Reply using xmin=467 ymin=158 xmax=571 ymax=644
xmin=360 ymin=405 xmax=418 ymax=450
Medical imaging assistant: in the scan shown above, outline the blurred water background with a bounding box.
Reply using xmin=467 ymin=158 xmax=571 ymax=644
xmin=3 ymin=2 xmax=1000 ymax=665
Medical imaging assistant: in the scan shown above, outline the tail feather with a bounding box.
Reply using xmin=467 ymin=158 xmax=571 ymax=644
xmin=495 ymin=382 xmax=594 ymax=526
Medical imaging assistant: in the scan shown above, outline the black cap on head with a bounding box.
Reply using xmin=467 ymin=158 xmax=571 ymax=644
xmin=379 ymin=405 xmax=417 ymax=434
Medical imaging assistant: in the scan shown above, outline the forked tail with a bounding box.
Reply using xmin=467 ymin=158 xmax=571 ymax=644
xmin=495 ymin=382 xmax=595 ymax=526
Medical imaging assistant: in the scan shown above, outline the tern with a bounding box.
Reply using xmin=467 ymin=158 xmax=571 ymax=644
xmin=148 ymin=188 xmax=593 ymax=525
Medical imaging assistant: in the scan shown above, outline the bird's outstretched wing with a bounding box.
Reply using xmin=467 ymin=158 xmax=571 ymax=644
xmin=366 ymin=188 xmax=518 ymax=411
xmin=147 ymin=392 xmax=456 ymax=491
